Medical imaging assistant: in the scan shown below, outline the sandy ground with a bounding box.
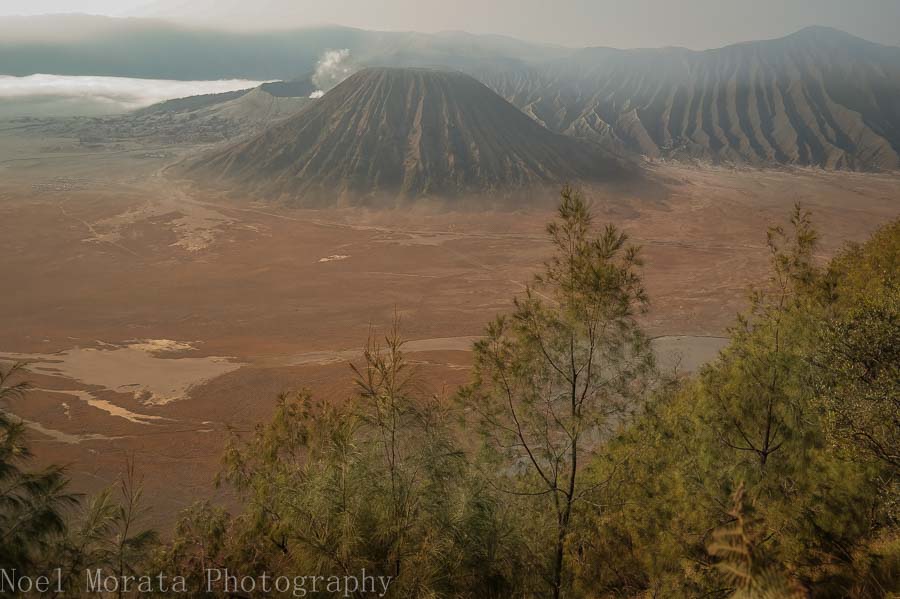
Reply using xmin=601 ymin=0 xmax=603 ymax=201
xmin=0 ymin=129 xmax=897 ymax=528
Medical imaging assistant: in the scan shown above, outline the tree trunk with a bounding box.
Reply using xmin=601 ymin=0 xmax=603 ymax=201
xmin=552 ymin=522 xmax=565 ymax=599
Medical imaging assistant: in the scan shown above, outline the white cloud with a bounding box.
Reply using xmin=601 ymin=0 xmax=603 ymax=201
xmin=0 ymin=74 xmax=267 ymax=116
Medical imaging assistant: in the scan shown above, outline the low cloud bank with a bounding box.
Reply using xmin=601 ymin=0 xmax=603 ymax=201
xmin=0 ymin=75 xmax=268 ymax=117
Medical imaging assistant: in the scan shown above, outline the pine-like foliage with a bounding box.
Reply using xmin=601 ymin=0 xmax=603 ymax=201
xmin=198 ymin=320 xmax=530 ymax=598
xmin=709 ymin=483 xmax=806 ymax=598
xmin=464 ymin=186 xmax=654 ymax=599
xmin=815 ymin=220 xmax=900 ymax=473
xmin=0 ymin=362 xmax=78 ymax=574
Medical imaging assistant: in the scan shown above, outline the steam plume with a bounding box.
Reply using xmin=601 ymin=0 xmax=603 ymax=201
xmin=309 ymin=49 xmax=357 ymax=97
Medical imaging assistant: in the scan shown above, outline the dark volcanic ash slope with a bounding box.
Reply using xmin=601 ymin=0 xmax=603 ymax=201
xmin=480 ymin=27 xmax=900 ymax=170
xmin=181 ymin=68 xmax=635 ymax=203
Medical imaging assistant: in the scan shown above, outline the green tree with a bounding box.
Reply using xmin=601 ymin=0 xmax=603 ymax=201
xmin=48 ymin=462 xmax=157 ymax=598
xmin=463 ymin=186 xmax=654 ymax=599
xmin=574 ymin=211 xmax=899 ymax=598
xmin=215 ymin=324 xmax=527 ymax=597
xmin=707 ymin=205 xmax=819 ymax=471
xmin=818 ymin=293 xmax=899 ymax=471
xmin=814 ymin=221 xmax=899 ymax=473
xmin=0 ymin=362 xmax=78 ymax=577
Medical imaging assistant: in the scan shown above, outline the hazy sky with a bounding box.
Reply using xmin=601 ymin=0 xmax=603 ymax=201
xmin=3 ymin=0 xmax=899 ymax=49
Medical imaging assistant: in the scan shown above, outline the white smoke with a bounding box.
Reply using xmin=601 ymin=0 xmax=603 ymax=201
xmin=309 ymin=49 xmax=357 ymax=98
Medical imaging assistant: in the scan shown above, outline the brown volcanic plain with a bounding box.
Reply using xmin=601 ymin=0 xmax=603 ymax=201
xmin=1 ymin=100 xmax=898 ymax=529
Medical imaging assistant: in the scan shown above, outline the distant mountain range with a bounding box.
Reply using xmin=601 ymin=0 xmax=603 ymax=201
xmin=479 ymin=27 xmax=900 ymax=169
xmin=180 ymin=68 xmax=637 ymax=203
xmin=3 ymin=16 xmax=900 ymax=170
